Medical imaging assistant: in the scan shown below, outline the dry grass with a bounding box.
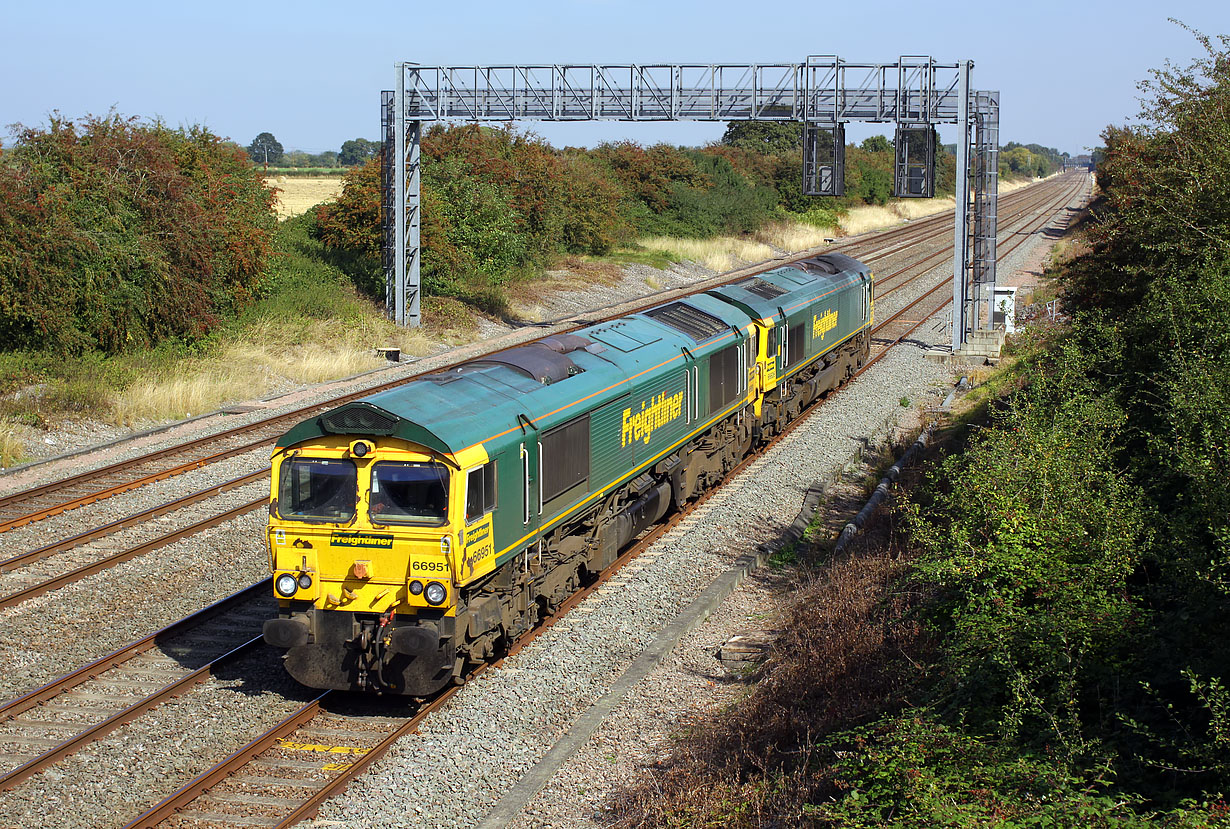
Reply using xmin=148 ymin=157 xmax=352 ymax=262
xmin=837 ymin=179 xmax=1043 ymax=238
xmin=110 ymin=319 xmax=435 ymax=426
xmin=839 ymin=195 xmax=958 ymax=237
xmin=553 ymin=255 xmax=623 ymax=285
xmin=998 ymin=177 xmax=1036 ymax=195
xmin=0 ymin=419 xmax=25 ymax=468
xmin=640 ymin=236 xmax=775 ymax=272
xmin=270 ymin=176 xmax=345 ymax=220
xmin=753 ymin=220 xmax=837 ymax=254
xmin=639 ymin=184 xmax=1045 ymax=266
xmin=608 ymin=529 xmax=925 ymax=828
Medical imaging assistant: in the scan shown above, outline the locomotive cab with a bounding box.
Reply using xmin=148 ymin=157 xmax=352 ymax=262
xmin=264 ymin=428 xmax=478 ymax=696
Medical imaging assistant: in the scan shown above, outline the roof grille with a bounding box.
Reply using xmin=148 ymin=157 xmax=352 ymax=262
xmin=643 ymin=302 xmax=728 ymax=341
xmin=796 ymin=256 xmax=841 ymax=275
xmin=736 ymin=277 xmax=788 ymax=299
xmin=321 ymin=405 xmax=397 ymax=435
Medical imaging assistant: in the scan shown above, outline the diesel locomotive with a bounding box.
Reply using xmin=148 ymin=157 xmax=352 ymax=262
xmin=262 ymin=252 xmax=873 ymax=695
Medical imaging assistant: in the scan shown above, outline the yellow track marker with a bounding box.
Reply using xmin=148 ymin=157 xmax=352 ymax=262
xmin=277 ymin=739 xmax=370 ymax=755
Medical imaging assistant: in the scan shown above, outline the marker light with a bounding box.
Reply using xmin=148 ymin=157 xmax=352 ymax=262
xmin=424 ymin=581 xmax=447 ymax=606
xmin=297 ymin=573 xmax=313 ymax=590
xmin=409 ymin=580 xmax=424 ymax=596
xmin=275 ymin=574 xmax=298 ymax=597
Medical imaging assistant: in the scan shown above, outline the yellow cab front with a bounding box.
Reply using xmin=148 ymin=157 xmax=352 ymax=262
xmin=262 ymin=436 xmax=465 ymax=695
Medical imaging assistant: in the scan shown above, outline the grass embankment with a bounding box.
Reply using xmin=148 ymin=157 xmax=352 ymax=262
xmin=0 ymin=215 xmax=461 ymax=467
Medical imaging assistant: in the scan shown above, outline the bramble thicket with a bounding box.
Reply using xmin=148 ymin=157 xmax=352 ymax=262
xmin=313 ymin=121 xmax=970 ymax=312
xmin=608 ymin=29 xmax=1230 ymax=828
xmin=1 ymin=110 xmax=1065 ymax=356
xmin=0 ymin=116 xmax=275 ymax=355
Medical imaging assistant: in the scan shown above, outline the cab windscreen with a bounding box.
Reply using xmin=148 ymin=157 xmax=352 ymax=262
xmin=278 ymin=458 xmax=357 ymax=521
xmin=370 ymin=462 xmax=450 ymax=525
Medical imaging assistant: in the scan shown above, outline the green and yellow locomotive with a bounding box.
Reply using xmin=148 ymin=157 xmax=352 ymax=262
xmin=262 ymin=253 xmax=873 ymax=695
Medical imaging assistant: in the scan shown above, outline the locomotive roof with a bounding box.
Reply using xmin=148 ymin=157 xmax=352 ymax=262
xmin=276 ymin=296 xmax=754 ymax=458
xmin=276 ymin=255 xmax=869 ymax=457
xmin=707 ymin=253 xmax=869 ymax=320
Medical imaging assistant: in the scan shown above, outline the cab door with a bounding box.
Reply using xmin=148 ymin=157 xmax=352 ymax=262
xmin=517 ymin=414 xmax=541 ymax=548
xmin=751 ymin=319 xmax=776 ymax=415
xmin=774 ymin=307 xmax=790 ymax=382
xmin=680 ymin=347 xmax=701 ymax=432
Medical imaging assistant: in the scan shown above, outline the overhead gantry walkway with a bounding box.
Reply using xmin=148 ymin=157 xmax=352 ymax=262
xmin=381 ymin=57 xmax=1000 ymax=350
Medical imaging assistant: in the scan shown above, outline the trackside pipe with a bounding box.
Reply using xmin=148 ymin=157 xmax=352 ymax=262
xmin=833 ymin=424 xmax=935 ymax=554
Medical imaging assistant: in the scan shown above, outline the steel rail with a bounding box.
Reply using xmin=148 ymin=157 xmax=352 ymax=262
xmin=0 ymin=179 xmax=1066 ymax=536
xmin=0 ymin=582 xmax=270 ymax=790
xmin=0 ymin=637 xmax=263 ymax=792
xmin=0 ymin=469 xmax=267 ymax=573
xmin=860 ymin=175 xmax=1089 ymax=374
xmin=114 ymin=176 xmax=1090 ymax=828
xmin=0 ymin=498 xmax=266 ymax=609
xmin=843 ymin=177 xmax=1064 ymax=267
xmin=0 ymin=582 xmax=268 ymax=717
xmin=872 ymin=175 xmax=1079 ymax=300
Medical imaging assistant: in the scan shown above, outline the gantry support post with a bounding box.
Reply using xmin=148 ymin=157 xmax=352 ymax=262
xmin=393 ymin=66 xmax=422 ymax=327
xmin=952 ymin=61 xmax=971 ymax=352
xmin=381 ymin=91 xmax=396 ymax=313
xmin=972 ymin=90 xmax=1000 ymax=330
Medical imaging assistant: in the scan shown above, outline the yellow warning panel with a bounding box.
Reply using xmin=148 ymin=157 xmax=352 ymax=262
xmin=277 ymin=739 xmax=370 ymax=755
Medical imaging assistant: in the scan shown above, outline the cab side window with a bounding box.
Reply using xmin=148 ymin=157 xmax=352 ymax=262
xmin=465 ymin=461 xmax=497 ymax=524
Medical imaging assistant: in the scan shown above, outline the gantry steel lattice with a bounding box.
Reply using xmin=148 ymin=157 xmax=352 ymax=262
xmin=383 ymin=57 xmax=1000 ymax=350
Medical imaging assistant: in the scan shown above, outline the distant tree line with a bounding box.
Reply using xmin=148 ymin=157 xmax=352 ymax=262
xmin=313 ymin=121 xmax=964 ymax=311
xmin=245 ymin=133 xmax=379 ymax=168
xmin=999 ymin=141 xmax=1069 ymax=178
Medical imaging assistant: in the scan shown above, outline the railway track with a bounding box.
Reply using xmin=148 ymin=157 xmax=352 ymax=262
xmin=0 ymin=173 xmax=1089 ymax=828
xmin=0 ymin=584 xmax=274 ymax=791
xmin=870 ymin=179 xmax=1078 ymax=303
xmin=867 ymin=174 xmax=1088 ymax=368
xmin=0 ymin=176 xmax=1073 ymax=540
xmin=0 ymin=176 xmax=1084 ymax=620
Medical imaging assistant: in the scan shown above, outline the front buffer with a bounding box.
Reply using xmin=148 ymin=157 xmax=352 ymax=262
xmin=266 ymin=608 xmax=457 ymax=696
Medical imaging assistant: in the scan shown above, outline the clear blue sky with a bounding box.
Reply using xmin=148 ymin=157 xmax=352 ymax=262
xmin=3 ymin=0 xmax=1224 ymax=157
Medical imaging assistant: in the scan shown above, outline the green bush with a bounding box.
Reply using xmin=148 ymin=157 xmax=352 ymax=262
xmin=640 ymin=151 xmax=777 ymax=237
xmin=815 ymin=714 xmax=1156 ymax=828
xmin=0 ymin=114 xmax=275 ymax=354
xmin=908 ymin=341 xmax=1148 ymax=753
xmin=311 ymin=122 xmax=959 ymax=314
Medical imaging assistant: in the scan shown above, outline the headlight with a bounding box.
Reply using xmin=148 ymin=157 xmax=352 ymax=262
xmin=409 ymin=580 xmax=424 ymax=596
xmin=424 ymin=581 xmax=447 ymax=606
xmin=297 ymin=573 xmax=313 ymax=590
xmin=275 ymin=574 xmax=298 ymax=597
